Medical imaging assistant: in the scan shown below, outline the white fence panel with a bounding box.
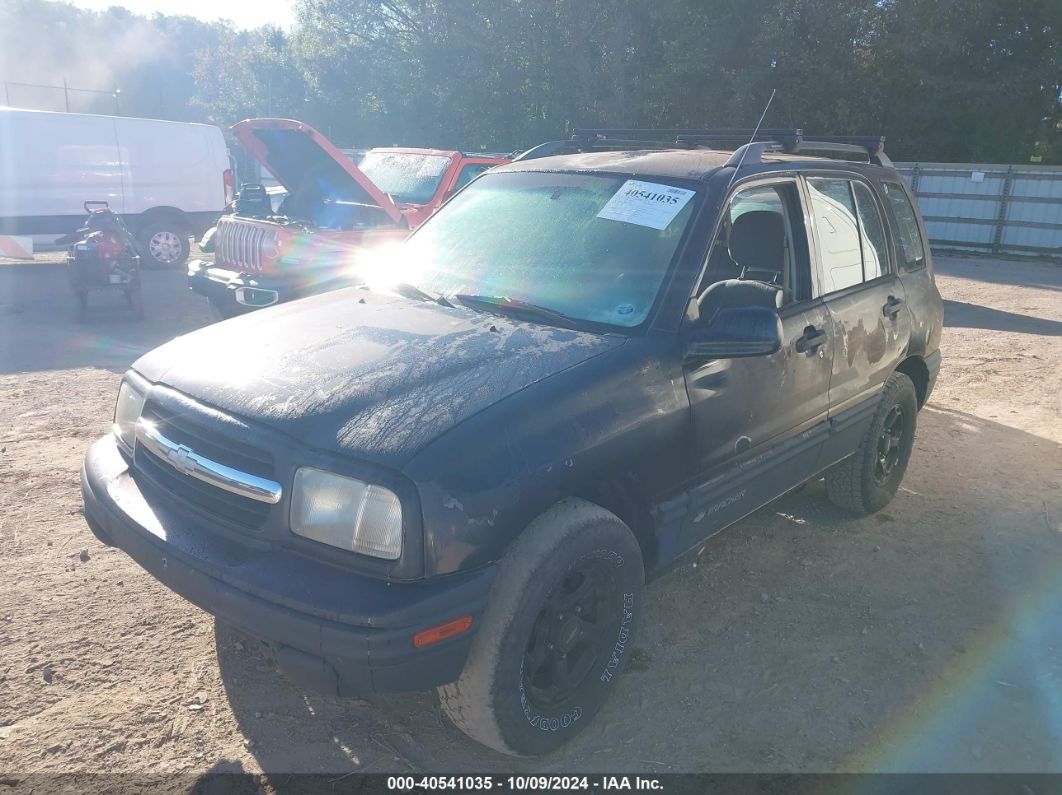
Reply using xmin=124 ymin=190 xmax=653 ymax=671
xmin=894 ymin=162 xmax=1062 ymax=259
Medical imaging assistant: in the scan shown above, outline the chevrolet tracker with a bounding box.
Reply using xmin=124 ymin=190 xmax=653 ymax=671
xmin=82 ymin=128 xmax=943 ymax=756
xmin=188 ymin=117 xmax=509 ymax=318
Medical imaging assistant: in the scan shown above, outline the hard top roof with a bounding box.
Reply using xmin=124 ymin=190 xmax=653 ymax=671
xmin=368 ymin=147 xmax=510 ymax=161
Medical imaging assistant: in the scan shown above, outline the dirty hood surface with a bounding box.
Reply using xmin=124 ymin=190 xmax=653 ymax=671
xmin=133 ymin=289 xmax=625 ymax=469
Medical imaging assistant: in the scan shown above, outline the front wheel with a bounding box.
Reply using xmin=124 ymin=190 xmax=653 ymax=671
xmin=439 ymin=499 xmax=643 ymax=756
xmin=137 ymin=220 xmax=190 ymax=268
xmin=825 ymin=371 xmax=918 ymax=514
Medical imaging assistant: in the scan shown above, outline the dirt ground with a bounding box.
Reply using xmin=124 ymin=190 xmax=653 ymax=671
xmin=0 ymin=251 xmax=1060 ymax=778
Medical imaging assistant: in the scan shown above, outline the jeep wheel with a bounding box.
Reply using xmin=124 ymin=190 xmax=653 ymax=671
xmin=137 ymin=220 xmax=190 ymax=269
xmin=825 ymin=371 xmax=918 ymax=514
xmin=439 ymin=499 xmax=643 ymax=756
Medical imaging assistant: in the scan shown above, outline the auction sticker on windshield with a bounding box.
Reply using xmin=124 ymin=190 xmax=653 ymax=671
xmin=596 ymin=180 xmax=696 ymax=230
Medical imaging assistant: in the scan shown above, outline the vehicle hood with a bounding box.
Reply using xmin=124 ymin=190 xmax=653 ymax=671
xmin=232 ymin=118 xmax=403 ymax=224
xmin=132 ymin=289 xmax=626 ymax=469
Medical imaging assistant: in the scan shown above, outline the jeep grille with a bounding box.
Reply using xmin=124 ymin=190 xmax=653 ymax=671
xmin=215 ymin=217 xmax=267 ymax=272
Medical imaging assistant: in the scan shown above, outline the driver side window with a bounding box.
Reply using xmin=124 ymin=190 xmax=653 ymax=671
xmin=697 ymin=182 xmax=812 ymax=306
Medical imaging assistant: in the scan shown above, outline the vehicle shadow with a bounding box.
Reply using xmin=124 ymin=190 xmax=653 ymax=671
xmin=216 ymin=406 xmax=1062 ymax=774
xmin=0 ymin=262 xmax=213 ymax=375
xmin=933 ymin=255 xmax=1062 ymax=293
xmin=943 ymin=299 xmax=1062 ymax=336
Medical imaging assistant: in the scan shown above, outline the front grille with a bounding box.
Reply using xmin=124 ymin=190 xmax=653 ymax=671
xmin=216 ymin=217 xmax=267 ymax=272
xmin=132 ymin=400 xmax=275 ymax=532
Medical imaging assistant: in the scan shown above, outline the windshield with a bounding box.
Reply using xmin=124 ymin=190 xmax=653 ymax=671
xmin=372 ymin=171 xmax=698 ymax=329
xmin=358 ymin=151 xmax=452 ymax=204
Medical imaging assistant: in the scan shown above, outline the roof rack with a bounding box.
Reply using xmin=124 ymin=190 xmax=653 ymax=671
xmin=513 ymin=128 xmax=892 ymax=168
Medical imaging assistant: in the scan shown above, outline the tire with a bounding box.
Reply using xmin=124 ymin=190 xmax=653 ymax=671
xmin=825 ymin=371 xmax=918 ymax=515
xmin=137 ymin=219 xmax=190 ymax=269
xmin=439 ymin=498 xmax=644 ymax=757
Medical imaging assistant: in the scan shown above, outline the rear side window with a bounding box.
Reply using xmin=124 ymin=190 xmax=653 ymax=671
xmin=883 ymin=182 xmax=927 ymax=271
xmin=806 ymin=177 xmax=863 ymax=293
xmin=852 ymin=182 xmax=889 ymax=280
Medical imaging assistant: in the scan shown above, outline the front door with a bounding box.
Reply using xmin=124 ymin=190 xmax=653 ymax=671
xmin=678 ymin=178 xmax=834 ymax=554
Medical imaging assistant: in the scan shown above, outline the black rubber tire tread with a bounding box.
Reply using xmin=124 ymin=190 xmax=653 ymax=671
xmin=137 ymin=220 xmax=190 ymax=269
xmin=438 ymin=498 xmax=643 ymax=757
xmin=825 ymin=371 xmax=918 ymax=515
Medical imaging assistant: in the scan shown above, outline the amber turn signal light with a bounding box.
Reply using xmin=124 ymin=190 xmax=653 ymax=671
xmin=412 ymin=614 xmax=474 ymax=648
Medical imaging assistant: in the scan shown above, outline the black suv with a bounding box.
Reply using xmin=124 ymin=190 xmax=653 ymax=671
xmin=81 ymin=128 xmax=943 ymax=756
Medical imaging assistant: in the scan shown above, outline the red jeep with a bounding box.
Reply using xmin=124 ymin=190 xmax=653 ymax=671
xmin=188 ymin=118 xmax=509 ymax=317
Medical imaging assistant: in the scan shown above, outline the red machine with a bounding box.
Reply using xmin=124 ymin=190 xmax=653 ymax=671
xmin=63 ymin=202 xmax=144 ymax=322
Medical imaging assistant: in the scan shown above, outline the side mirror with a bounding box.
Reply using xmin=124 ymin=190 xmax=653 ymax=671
xmin=684 ymin=279 xmax=783 ymax=361
xmin=685 ymin=305 xmax=783 ymax=360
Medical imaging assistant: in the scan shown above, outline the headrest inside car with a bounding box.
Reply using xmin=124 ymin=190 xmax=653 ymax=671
xmin=728 ymin=210 xmax=785 ymax=268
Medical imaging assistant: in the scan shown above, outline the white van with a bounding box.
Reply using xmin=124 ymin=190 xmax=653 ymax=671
xmin=0 ymin=108 xmax=231 ymax=266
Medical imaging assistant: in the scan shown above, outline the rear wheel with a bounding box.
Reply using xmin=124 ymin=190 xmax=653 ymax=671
xmin=439 ymin=499 xmax=643 ymax=756
xmin=137 ymin=219 xmax=190 ymax=268
xmin=826 ymin=371 xmax=918 ymax=514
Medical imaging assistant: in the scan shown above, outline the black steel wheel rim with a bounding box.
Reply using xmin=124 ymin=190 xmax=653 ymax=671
xmin=875 ymin=405 xmax=905 ymax=483
xmin=523 ymin=563 xmax=616 ymax=709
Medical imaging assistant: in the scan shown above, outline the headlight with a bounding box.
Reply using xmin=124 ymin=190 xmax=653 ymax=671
xmin=113 ymin=378 xmax=146 ymax=452
xmin=290 ymin=467 xmax=403 ymax=560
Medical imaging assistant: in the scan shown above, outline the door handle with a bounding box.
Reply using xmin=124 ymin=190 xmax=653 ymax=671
xmin=795 ymin=325 xmax=828 ymax=353
xmin=882 ymin=295 xmax=905 ymax=319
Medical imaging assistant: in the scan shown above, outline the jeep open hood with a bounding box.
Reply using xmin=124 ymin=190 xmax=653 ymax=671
xmin=232 ymin=118 xmax=403 ymax=224
xmin=132 ymin=288 xmax=625 ymax=470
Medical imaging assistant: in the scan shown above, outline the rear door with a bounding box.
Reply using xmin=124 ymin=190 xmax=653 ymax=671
xmin=802 ymin=174 xmax=913 ymax=465
xmin=116 ymin=119 xmax=221 ymax=216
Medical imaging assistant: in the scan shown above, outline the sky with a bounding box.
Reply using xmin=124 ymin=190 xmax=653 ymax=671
xmin=66 ymin=0 xmax=295 ymax=30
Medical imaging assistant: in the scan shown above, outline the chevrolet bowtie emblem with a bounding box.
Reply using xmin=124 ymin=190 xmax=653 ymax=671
xmin=166 ymin=444 xmax=197 ymax=476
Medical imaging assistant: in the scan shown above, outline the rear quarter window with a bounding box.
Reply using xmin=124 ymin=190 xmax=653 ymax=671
xmin=883 ymin=182 xmax=927 ymax=271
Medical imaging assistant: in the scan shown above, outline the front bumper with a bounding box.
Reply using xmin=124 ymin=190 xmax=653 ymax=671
xmin=81 ymin=435 xmax=493 ymax=695
xmin=187 ymin=259 xmax=357 ymax=315
xmin=188 ymin=260 xmax=283 ymax=315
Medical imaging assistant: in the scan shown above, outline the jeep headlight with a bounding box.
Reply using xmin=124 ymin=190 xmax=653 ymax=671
xmin=290 ymin=467 xmax=403 ymax=559
xmin=113 ymin=377 xmax=146 ymax=452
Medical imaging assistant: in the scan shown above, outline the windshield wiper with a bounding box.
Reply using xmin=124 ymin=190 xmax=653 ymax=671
xmin=390 ymin=282 xmax=454 ymax=308
xmin=453 ymin=294 xmax=584 ymax=330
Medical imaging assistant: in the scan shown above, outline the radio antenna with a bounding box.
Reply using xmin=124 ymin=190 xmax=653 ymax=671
xmin=724 ymin=88 xmax=777 ymax=194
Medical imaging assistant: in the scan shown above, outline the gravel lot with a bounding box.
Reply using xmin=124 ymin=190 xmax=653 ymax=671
xmin=0 ymin=252 xmax=1060 ymax=779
